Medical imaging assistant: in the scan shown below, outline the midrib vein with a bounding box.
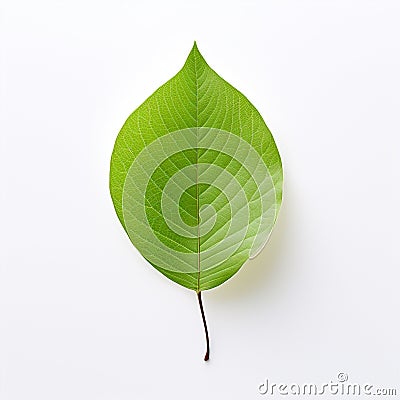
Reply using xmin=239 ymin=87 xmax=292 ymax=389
xmin=194 ymin=51 xmax=201 ymax=292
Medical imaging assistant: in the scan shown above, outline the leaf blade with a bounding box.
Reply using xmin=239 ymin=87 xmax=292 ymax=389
xmin=110 ymin=43 xmax=283 ymax=291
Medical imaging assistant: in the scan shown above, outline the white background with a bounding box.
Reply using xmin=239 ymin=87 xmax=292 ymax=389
xmin=1 ymin=1 xmax=399 ymax=399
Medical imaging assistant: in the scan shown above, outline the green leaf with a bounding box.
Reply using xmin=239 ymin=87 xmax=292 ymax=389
xmin=110 ymin=42 xmax=283 ymax=293
xmin=110 ymin=43 xmax=283 ymax=360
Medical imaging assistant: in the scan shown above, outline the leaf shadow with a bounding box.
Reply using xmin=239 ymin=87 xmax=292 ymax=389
xmin=208 ymin=197 xmax=291 ymax=302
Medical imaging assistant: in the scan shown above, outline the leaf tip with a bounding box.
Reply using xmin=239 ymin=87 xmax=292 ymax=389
xmin=186 ymin=41 xmax=207 ymax=69
xmin=190 ymin=40 xmax=200 ymax=56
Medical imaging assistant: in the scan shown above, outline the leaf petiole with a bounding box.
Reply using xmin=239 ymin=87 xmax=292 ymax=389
xmin=197 ymin=291 xmax=210 ymax=361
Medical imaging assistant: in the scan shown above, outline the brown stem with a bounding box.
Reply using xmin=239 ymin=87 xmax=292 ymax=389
xmin=197 ymin=291 xmax=210 ymax=361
